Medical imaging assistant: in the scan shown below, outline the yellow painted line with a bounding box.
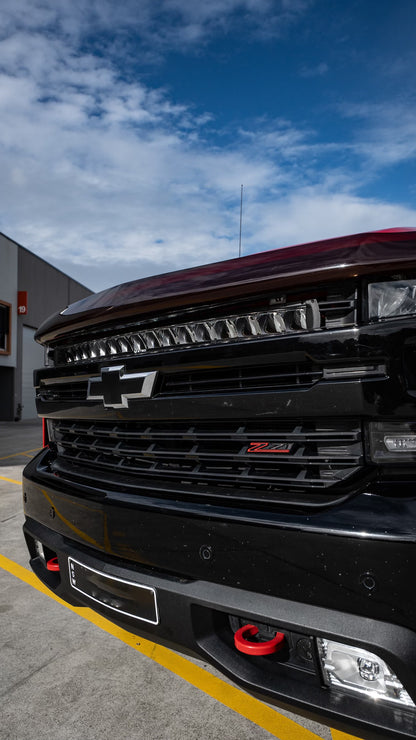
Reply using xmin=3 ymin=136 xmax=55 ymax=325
xmin=0 ymin=553 xmax=323 ymax=740
xmin=0 ymin=475 xmax=21 ymax=485
xmin=331 ymin=731 xmax=363 ymax=740
xmin=0 ymin=447 xmax=42 ymax=461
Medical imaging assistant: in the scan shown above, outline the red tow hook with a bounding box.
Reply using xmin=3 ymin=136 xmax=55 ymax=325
xmin=234 ymin=624 xmax=285 ymax=656
xmin=46 ymin=557 xmax=60 ymax=572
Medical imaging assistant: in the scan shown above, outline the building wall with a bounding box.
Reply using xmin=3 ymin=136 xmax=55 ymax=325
xmin=0 ymin=233 xmax=93 ymax=420
xmin=0 ymin=235 xmax=18 ymax=419
xmin=0 ymin=233 xmax=18 ymax=367
xmin=18 ymin=247 xmax=87 ymax=329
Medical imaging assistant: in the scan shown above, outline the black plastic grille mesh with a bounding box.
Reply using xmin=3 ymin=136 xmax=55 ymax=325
xmin=48 ymin=418 xmax=363 ymax=508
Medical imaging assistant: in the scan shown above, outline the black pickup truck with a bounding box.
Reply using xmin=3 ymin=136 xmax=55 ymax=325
xmin=23 ymin=228 xmax=416 ymax=739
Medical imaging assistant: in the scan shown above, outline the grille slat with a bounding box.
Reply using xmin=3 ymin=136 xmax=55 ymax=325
xmin=162 ymin=365 xmax=321 ymax=395
xmin=163 ymin=370 xmax=320 ymax=388
xmin=54 ymin=420 xmax=361 ymax=442
xmin=56 ymin=449 xmax=358 ymax=489
xmin=57 ymin=439 xmax=363 ymax=466
xmin=39 ymin=382 xmax=88 ymax=402
xmin=48 ymin=419 xmax=364 ymax=508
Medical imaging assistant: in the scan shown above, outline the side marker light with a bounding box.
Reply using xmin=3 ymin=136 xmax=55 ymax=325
xmin=42 ymin=418 xmax=49 ymax=448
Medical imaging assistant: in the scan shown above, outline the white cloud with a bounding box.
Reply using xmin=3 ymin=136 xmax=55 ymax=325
xmin=339 ymin=102 xmax=416 ymax=167
xmin=0 ymin=0 xmax=414 ymax=294
xmin=0 ymin=17 xmax=303 ymax=289
xmin=248 ymin=191 xmax=416 ymax=251
xmin=0 ymin=0 xmax=313 ymax=52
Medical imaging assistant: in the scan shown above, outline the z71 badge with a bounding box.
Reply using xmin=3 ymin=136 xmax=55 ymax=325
xmin=246 ymin=442 xmax=293 ymax=454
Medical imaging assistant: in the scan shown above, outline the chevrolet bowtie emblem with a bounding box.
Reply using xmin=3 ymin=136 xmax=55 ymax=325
xmin=87 ymin=365 xmax=157 ymax=408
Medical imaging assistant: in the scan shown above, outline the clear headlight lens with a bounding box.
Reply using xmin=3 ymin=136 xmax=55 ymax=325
xmin=317 ymin=639 xmax=415 ymax=708
xmin=369 ymin=280 xmax=416 ymax=320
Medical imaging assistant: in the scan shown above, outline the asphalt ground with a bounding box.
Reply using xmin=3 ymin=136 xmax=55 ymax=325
xmin=0 ymin=420 xmax=361 ymax=740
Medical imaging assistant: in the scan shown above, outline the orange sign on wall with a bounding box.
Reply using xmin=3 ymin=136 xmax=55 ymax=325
xmin=17 ymin=291 xmax=28 ymax=315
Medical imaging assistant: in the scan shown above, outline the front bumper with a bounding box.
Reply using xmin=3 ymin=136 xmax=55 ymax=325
xmin=22 ymin=452 xmax=416 ymax=739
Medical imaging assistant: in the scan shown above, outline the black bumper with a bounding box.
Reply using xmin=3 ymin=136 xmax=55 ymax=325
xmin=22 ymin=452 xmax=416 ymax=740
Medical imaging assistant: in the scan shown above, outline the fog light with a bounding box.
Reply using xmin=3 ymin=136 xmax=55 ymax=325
xmin=317 ymin=639 xmax=415 ymax=707
xmin=357 ymin=657 xmax=380 ymax=681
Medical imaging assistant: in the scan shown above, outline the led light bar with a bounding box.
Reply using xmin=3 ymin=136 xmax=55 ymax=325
xmin=317 ymin=638 xmax=415 ymax=708
xmin=57 ymin=299 xmax=321 ymax=364
xmin=384 ymin=435 xmax=416 ymax=452
xmin=369 ymin=421 xmax=416 ymax=463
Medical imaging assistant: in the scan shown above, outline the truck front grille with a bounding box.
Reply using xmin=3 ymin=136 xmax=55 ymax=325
xmin=48 ymin=418 xmax=364 ymax=508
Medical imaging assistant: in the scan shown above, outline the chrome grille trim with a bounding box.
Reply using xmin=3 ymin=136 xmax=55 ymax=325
xmin=56 ymin=299 xmax=321 ymax=365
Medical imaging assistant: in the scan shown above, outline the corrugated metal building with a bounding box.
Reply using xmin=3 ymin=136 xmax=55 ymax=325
xmin=0 ymin=232 xmax=92 ymax=420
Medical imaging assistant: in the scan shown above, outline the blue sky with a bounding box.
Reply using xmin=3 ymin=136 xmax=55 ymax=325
xmin=0 ymin=0 xmax=415 ymax=292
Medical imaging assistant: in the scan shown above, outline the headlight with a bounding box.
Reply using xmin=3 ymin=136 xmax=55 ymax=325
xmin=369 ymin=280 xmax=416 ymax=320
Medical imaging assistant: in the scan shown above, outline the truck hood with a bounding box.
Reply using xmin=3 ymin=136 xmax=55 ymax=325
xmin=37 ymin=228 xmax=416 ymax=343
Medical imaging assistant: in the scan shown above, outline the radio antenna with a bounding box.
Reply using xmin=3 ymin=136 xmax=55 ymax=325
xmin=238 ymin=184 xmax=244 ymax=258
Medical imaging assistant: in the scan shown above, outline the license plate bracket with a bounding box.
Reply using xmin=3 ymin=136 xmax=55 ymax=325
xmin=68 ymin=557 xmax=159 ymax=624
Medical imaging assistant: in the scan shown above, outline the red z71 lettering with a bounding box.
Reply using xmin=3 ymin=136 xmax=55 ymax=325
xmin=246 ymin=441 xmax=291 ymax=453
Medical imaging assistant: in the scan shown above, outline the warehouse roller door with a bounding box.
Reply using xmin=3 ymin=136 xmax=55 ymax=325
xmin=21 ymin=325 xmax=44 ymax=419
